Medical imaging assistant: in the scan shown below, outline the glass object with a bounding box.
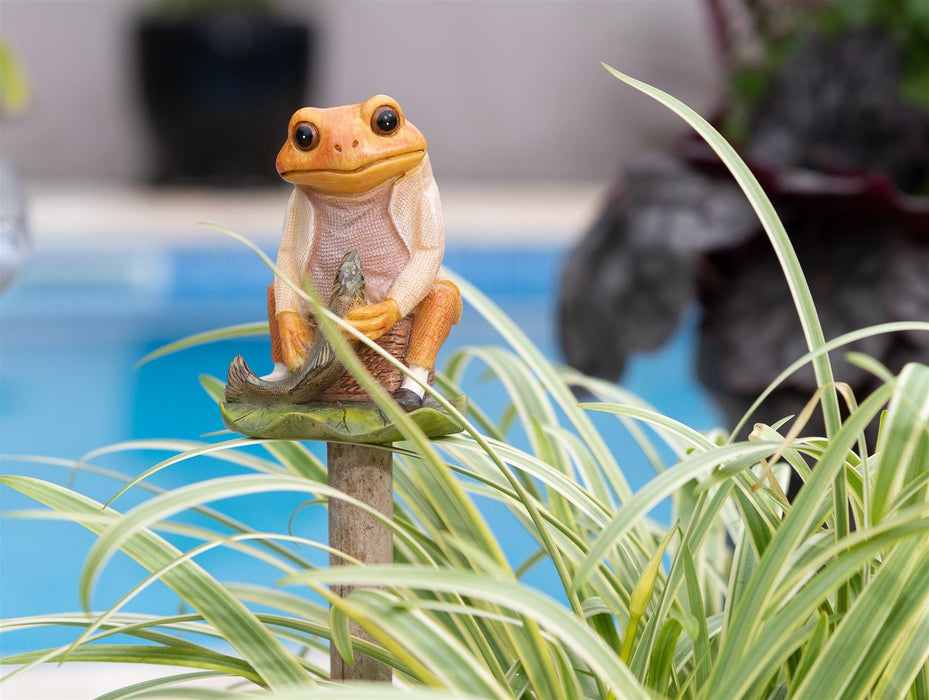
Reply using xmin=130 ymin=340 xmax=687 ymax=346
xmin=0 ymin=160 xmax=29 ymax=292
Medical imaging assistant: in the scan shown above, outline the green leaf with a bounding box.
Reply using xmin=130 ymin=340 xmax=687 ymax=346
xmin=199 ymin=374 xmax=227 ymax=404
xmin=792 ymin=541 xmax=929 ymax=699
xmin=284 ymin=565 xmax=651 ymax=698
xmin=722 ymin=526 xmax=757 ymax=635
xmin=572 ymin=442 xmax=780 ymax=591
xmin=94 ymin=671 xmax=231 ymax=700
xmin=1 ymin=475 xmax=313 ymax=690
xmin=868 ymin=599 xmax=929 ymax=699
xmin=580 ymin=402 xmax=715 ymax=454
xmin=330 ymin=588 xmax=510 ymax=695
xmin=57 ymin=530 xmax=339 ymax=673
xmin=728 ymin=321 xmax=929 ymax=440
xmin=680 ymin=544 xmax=711 ymax=688
xmin=872 ymin=363 xmax=929 ymax=523
xmin=715 ymin=509 xmax=929 ymax=696
xmin=100 ymin=437 xmax=285 ymax=508
xmin=77 ymin=472 xmax=416 ymax=610
xmin=447 ymin=346 xmax=561 ymax=462
xmin=134 ymin=323 xmax=268 ymax=368
xmin=446 ymin=272 xmax=634 ymax=504
xmin=1 ymin=645 xmax=262 ymax=683
xmin=621 ymin=527 xmax=677 ymax=663
xmin=790 ymin=612 xmax=829 ymax=690
xmin=329 ymin=603 xmax=355 ymax=667
xmin=646 ymin=618 xmax=683 ymax=693
xmin=600 ymin=63 xmax=841 ymax=438
xmin=262 ymin=440 xmax=327 ymax=481
xmin=707 ymin=383 xmax=893 ymax=698
xmin=0 ymin=40 xmax=30 ymax=114
xmin=126 ymin=688 xmax=489 ymax=699
xmin=221 ymin=394 xmax=467 ymax=443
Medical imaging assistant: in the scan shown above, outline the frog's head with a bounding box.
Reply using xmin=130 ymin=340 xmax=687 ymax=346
xmin=276 ymin=95 xmax=427 ymax=195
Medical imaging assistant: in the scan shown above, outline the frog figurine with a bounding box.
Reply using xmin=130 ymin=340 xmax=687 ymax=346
xmin=222 ymin=95 xmax=465 ymax=439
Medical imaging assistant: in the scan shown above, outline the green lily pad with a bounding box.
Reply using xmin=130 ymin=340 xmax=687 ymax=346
xmin=221 ymin=394 xmax=468 ymax=443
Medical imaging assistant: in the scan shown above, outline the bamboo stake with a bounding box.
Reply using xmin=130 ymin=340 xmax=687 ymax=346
xmin=327 ymin=442 xmax=394 ymax=682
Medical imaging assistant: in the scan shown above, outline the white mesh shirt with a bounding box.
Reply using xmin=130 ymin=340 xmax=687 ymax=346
xmin=274 ymin=155 xmax=444 ymax=319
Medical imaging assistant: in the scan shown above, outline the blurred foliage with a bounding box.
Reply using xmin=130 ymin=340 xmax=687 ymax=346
xmin=0 ymin=40 xmax=30 ymax=116
xmin=721 ymin=0 xmax=929 ymax=142
xmin=819 ymin=0 xmax=929 ymax=110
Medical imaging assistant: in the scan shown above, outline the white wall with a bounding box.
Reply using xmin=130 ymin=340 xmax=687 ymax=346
xmin=1 ymin=0 xmax=721 ymax=182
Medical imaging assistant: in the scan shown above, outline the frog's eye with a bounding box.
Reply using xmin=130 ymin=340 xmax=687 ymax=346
xmin=371 ymin=106 xmax=400 ymax=135
xmin=294 ymin=122 xmax=318 ymax=150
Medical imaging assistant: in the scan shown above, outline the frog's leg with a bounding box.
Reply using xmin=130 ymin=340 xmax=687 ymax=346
xmin=268 ymin=284 xmax=283 ymax=364
xmin=266 ymin=284 xmax=295 ymax=381
xmin=394 ymin=279 xmax=462 ymax=409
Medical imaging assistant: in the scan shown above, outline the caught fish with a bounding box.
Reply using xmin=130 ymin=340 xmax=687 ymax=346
xmin=225 ymin=251 xmax=366 ymax=405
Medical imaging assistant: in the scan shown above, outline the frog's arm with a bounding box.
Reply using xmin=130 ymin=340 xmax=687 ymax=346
xmin=386 ymin=154 xmax=445 ymax=317
xmin=274 ymin=186 xmax=315 ymax=317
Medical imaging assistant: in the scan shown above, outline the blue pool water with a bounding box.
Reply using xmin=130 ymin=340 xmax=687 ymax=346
xmin=0 ymin=244 xmax=722 ymax=654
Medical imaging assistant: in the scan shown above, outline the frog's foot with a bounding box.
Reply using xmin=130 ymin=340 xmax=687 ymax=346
xmin=260 ymin=362 xmax=291 ymax=382
xmin=392 ymin=388 xmax=424 ymax=412
xmin=393 ymin=364 xmax=430 ymax=411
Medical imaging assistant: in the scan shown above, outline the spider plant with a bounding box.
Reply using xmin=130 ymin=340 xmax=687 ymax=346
xmin=2 ymin=66 xmax=928 ymax=699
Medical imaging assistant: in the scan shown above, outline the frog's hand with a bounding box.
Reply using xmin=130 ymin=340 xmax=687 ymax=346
xmin=347 ymin=299 xmax=401 ymax=341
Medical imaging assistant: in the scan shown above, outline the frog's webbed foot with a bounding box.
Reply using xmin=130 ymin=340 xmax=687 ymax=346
xmin=392 ymin=387 xmax=424 ymax=412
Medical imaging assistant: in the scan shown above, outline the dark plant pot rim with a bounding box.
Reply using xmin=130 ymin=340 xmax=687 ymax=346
xmin=137 ymin=11 xmax=300 ymax=25
xmin=678 ymin=132 xmax=929 ymax=234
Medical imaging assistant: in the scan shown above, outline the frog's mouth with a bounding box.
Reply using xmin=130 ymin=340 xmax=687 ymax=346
xmin=280 ymin=149 xmax=426 ymax=180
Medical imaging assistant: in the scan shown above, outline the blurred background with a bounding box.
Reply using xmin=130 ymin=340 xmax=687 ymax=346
xmin=1 ymin=0 xmax=718 ymax=183
xmin=1 ymin=0 xmax=927 ymax=695
xmin=1 ymin=3 xmax=722 ymax=693
xmin=0 ymin=0 xmax=724 ymax=477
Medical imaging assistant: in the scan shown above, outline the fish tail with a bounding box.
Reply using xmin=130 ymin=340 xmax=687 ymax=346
xmin=224 ymin=354 xmax=266 ymax=403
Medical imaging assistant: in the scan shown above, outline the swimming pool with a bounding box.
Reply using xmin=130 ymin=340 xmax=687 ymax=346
xmin=0 ymin=243 xmax=722 ymax=655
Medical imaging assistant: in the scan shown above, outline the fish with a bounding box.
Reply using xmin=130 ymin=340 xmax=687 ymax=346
xmin=224 ymin=251 xmax=367 ymax=405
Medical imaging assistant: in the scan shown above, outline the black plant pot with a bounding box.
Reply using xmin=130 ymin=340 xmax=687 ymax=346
xmin=136 ymin=13 xmax=313 ymax=185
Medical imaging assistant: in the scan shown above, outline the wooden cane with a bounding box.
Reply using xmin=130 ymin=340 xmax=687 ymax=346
xmin=327 ymin=442 xmax=393 ymax=682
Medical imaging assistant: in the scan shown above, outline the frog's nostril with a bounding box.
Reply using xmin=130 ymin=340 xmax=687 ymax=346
xmin=334 ymin=144 xmax=342 ymax=152
xmin=352 ymin=140 xmax=359 ymax=148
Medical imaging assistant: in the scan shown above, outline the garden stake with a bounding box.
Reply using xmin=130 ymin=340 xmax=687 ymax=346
xmin=220 ymin=96 xmax=466 ymax=683
xmin=327 ymin=442 xmax=394 ymax=682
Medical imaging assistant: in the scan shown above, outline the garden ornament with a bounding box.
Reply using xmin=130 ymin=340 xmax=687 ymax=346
xmin=222 ymin=94 xmax=466 ymax=441
xmin=221 ymin=96 xmax=467 ymax=682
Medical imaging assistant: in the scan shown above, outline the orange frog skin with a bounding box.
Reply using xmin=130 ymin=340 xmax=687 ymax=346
xmin=276 ymin=94 xmax=428 ymax=195
xmin=268 ymin=95 xmax=461 ymax=410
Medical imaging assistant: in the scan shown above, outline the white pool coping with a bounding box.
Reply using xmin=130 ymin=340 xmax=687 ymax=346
xmin=24 ymin=181 xmax=608 ymax=252
xmin=0 ymin=663 xmax=265 ymax=699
